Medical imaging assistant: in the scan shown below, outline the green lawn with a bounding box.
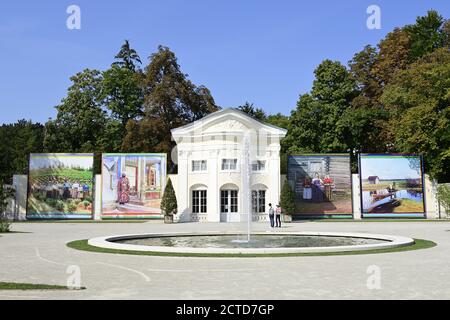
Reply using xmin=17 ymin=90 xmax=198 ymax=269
xmin=67 ymin=238 xmax=436 ymax=258
xmin=14 ymin=220 xmax=149 ymax=223
xmin=0 ymin=282 xmax=84 ymax=290
xmin=313 ymin=219 xmax=448 ymax=222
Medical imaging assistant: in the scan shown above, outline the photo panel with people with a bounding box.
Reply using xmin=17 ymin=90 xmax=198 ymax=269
xmin=359 ymin=154 xmax=425 ymax=218
xmin=101 ymin=153 xmax=167 ymax=219
xmin=287 ymin=154 xmax=353 ymax=217
xmin=26 ymin=153 xmax=94 ymax=219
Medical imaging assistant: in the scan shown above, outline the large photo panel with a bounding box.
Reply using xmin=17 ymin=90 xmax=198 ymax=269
xmin=27 ymin=153 xmax=94 ymax=219
xmin=101 ymin=153 xmax=167 ymax=219
xmin=287 ymin=154 xmax=353 ymax=217
xmin=359 ymin=154 xmax=425 ymax=218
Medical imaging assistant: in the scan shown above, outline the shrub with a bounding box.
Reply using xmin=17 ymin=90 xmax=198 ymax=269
xmin=161 ymin=178 xmax=177 ymax=216
xmin=46 ymin=198 xmax=57 ymax=207
xmin=280 ymin=182 xmax=296 ymax=215
xmin=55 ymin=200 xmax=65 ymax=212
xmin=0 ymin=184 xmax=15 ymax=233
xmin=0 ymin=220 xmax=11 ymax=233
xmin=82 ymin=200 xmax=90 ymax=209
xmin=437 ymin=184 xmax=450 ymax=218
xmin=66 ymin=202 xmax=77 ymax=213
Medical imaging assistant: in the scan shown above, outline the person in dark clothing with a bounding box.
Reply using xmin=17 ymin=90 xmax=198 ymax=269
xmin=268 ymin=203 xmax=275 ymax=228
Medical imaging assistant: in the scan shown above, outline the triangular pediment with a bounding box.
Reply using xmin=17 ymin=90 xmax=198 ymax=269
xmin=171 ymin=108 xmax=287 ymax=142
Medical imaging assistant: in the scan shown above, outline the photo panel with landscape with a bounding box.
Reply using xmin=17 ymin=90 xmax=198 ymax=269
xmin=287 ymin=154 xmax=353 ymax=217
xmin=27 ymin=153 xmax=94 ymax=219
xmin=359 ymin=154 xmax=425 ymax=217
xmin=101 ymin=154 xmax=167 ymax=219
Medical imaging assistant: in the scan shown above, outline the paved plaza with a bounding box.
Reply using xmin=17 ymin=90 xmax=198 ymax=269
xmin=1 ymin=220 xmax=450 ymax=300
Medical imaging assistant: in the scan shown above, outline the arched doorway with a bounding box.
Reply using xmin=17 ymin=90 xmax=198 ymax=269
xmin=220 ymin=183 xmax=239 ymax=222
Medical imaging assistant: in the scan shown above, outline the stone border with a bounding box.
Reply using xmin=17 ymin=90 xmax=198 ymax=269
xmin=87 ymin=231 xmax=415 ymax=255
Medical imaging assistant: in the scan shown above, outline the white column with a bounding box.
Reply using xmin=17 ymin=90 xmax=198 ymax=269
xmin=269 ymin=148 xmax=281 ymax=207
xmin=352 ymin=174 xmax=362 ymax=220
xmin=177 ymin=150 xmax=190 ymax=222
xmin=12 ymin=175 xmax=27 ymax=221
xmin=94 ymin=174 xmax=102 ymax=220
xmin=424 ymin=174 xmax=439 ymax=219
xmin=207 ymin=150 xmax=220 ymax=222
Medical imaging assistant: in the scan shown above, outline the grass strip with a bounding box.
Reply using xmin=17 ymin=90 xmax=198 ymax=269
xmin=0 ymin=282 xmax=85 ymax=290
xmin=67 ymin=238 xmax=436 ymax=258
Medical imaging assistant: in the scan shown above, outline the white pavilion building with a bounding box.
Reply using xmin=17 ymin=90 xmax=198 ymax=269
xmin=170 ymin=108 xmax=287 ymax=223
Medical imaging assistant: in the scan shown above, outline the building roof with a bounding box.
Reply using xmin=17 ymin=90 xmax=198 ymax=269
xmin=171 ymin=108 xmax=288 ymax=142
xmin=368 ymin=176 xmax=379 ymax=180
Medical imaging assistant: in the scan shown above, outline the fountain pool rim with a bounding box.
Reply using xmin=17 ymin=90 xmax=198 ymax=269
xmin=87 ymin=231 xmax=415 ymax=255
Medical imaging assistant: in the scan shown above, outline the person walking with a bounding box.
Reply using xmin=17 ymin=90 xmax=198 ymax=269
xmin=268 ymin=203 xmax=275 ymax=228
xmin=275 ymin=204 xmax=282 ymax=228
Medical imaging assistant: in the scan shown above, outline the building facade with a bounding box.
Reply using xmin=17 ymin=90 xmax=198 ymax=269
xmin=171 ymin=108 xmax=287 ymax=222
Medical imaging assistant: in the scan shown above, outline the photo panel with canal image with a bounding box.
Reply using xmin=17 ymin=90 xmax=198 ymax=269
xmin=27 ymin=153 xmax=94 ymax=219
xmin=287 ymin=155 xmax=353 ymax=217
xmin=101 ymin=154 xmax=167 ymax=219
xmin=359 ymin=154 xmax=425 ymax=218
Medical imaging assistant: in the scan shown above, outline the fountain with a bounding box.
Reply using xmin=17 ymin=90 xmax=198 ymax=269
xmin=85 ymin=131 xmax=416 ymax=256
xmin=88 ymin=231 xmax=415 ymax=255
xmin=243 ymin=132 xmax=252 ymax=243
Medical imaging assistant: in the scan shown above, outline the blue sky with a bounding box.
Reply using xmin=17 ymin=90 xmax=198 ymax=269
xmin=1 ymin=1 xmax=449 ymax=124
xmin=361 ymin=157 xmax=422 ymax=180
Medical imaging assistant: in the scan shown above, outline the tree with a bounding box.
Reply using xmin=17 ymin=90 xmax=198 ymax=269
xmin=284 ymin=94 xmax=321 ymax=154
xmin=266 ymin=113 xmax=289 ymax=129
xmin=237 ymin=102 xmax=267 ymax=121
xmin=280 ymin=182 xmax=295 ymax=215
xmin=443 ymin=20 xmax=450 ymax=48
xmin=112 ymin=40 xmax=142 ymax=71
xmin=437 ymin=184 xmax=450 ymax=217
xmin=161 ymin=178 xmax=177 ymax=216
xmin=0 ymin=120 xmax=44 ymax=183
xmin=103 ymin=65 xmax=144 ymax=128
xmin=405 ymin=10 xmax=446 ymax=60
xmin=349 ymin=45 xmax=382 ymax=106
xmin=104 ymin=41 xmax=145 ymax=131
xmin=284 ymin=60 xmax=357 ymax=155
xmin=44 ymin=69 xmax=110 ymax=153
xmin=372 ymin=28 xmax=412 ymax=87
xmin=381 ymin=48 xmax=450 ymax=181
xmin=123 ymin=46 xmax=219 ymax=170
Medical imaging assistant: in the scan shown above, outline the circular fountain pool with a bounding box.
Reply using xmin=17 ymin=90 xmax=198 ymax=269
xmin=87 ymin=231 xmax=415 ymax=255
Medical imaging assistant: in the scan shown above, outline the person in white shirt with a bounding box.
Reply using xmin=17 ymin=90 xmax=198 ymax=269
xmin=275 ymin=205 xmax=282 ymax=228
xmin=72 ymin=181 xmax=80 ymax=199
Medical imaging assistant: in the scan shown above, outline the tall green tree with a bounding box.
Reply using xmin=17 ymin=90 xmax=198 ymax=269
xmin=266 ymin=113 xmax=289 ymax=130
xmin=237 ymin=102 xmax=267 ymax=121
xmin=0 ymin=120 xmax=44 ymax=183
xmin=112 ymin=40 xmax=142 ymax=71
xmin=382 ymin=48 xmax=450 ymax=181
xmin=314 ymin=60 xmax=359 ymax=150
xmin=103 ymin=41 xmax=145 ymax=131
xmin=373 ymin=28 xmax=412 ymax=87
xmin=44 ymin=69 xmax=110 ymax=153
xmin=123 ymin=46 xmax=219 ymax=169
xmin=405 ymin=10 xmax=446 ymax=60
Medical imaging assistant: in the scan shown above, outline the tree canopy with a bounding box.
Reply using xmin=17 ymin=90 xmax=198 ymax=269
xmin=1 ymin=10 xmax=449 ymax=183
